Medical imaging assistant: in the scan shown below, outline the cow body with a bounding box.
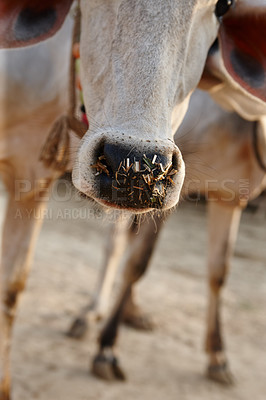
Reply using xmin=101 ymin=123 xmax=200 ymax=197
xmin=0 ymin=18 xmax=74 ymax=400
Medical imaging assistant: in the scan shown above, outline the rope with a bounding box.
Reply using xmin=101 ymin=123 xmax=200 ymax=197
xmin=68 ymin=3 xmax=81 ymax=118
xmin=40 ymin=1 xmax=87 ymax=172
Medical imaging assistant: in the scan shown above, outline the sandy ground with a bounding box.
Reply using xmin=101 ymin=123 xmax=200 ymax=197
xmin=0 ymin=182 xmax=266 ymax=400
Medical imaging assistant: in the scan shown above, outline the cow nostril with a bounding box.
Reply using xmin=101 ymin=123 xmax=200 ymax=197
xmin=172 ymin=151 xmax=179 ymax=171
xmin=91 ymin=143 xmax=112 ymax=177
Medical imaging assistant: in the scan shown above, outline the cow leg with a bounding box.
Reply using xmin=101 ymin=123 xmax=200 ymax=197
xmin=205 ymin=201 xmax=242 ymax=385
xmin=67 ymin=214 xmax=154 ymax=338
xmin=91 ymin=215 xmax=163 ymax=381
xmin=0 ymin=188 xmax=50 ymax=400
xmin=67 ymin=215 xmax=132 ymax=339
xmin=121 ymin=284 xmax=154 ymax=331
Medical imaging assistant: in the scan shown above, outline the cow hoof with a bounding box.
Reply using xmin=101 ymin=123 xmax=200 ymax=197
xmin=66 ymin=317 xmax=88 ymax=339
xmin=207 ymin=363 xmax=235 ymax=385
xmin=91 ymin=353 xmax=126 ymax=381
xmin=123 ymin=312 xmax=154 ymax=331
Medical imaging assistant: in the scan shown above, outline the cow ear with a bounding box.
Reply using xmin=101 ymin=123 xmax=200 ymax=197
xmin=218 ymin=1 xmax=266 ymax=102
xmin=0 ymin=0 xmax=73 ymax=48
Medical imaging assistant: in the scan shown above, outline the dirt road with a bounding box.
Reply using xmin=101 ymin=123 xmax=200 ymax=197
xmin=1 ymin=184 xmax=265 ymax=400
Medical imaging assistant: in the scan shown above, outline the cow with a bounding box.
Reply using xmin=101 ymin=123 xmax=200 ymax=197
xmin=0 ymin=0 xmax=265 ymax=398
xmin=65 ymin=0 xmax=266 ymax=384
xmin=65 ymin=1 xmax=266 ymax=379
xmin=0 ymin=17 xmax=77 ymax=400
xmin=68 ymin=89 xmax=266 ymax=384
xmin=67 ymin=3 xmax=266 ymax=378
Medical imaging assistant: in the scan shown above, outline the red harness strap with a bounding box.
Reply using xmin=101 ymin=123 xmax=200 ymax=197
xmin=73 ymin=42 xmax=89 ymax=129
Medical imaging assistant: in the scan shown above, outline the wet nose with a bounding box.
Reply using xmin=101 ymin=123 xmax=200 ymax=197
xmin=91 ymin=141 xmax=181 ymax=210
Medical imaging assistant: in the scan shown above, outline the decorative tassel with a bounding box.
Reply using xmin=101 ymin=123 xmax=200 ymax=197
xmin=40 ymin=114 xmax=87 ymax=172
xmin=40 ymin=116 xmax=70 ymax=172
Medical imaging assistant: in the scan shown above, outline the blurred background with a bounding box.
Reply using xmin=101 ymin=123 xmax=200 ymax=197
xmin=1 ymin=179 xmax=265 ymax=400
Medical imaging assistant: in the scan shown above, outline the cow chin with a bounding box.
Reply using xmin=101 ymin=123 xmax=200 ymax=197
xmin=72 ymin=131 xmax=185 ymax=213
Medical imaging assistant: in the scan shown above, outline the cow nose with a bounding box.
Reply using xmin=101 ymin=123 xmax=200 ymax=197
xmin=91 ymin=141 xmax=181 ymax=210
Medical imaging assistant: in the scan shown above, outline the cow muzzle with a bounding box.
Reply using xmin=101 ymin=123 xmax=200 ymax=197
xmin=72 ymin=133 xmax=185 ymax=212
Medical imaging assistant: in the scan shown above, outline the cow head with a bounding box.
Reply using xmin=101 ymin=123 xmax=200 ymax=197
xmin=1 ymin=0 xmax=264 ymax=212
xmin=72 ymin=0 xmax=226 ymax=212
xmin=200 ymin=0 xmax=266 ymax=120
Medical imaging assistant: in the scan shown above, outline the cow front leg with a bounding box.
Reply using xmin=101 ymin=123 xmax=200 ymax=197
xmin=205 ymin=201 xmax=242 ymax=385
xmin=121 ymin=285 xmax=154 ymax=331
xmin=91 ymin=215 xmax=163 ymax=381
xmin=67 ymin=215 xmax=132 ymax=339
xmin=67 ymin=215 xmax=155 ymax=338
xmin=0 ymin=191 xmax=49 ymax=400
